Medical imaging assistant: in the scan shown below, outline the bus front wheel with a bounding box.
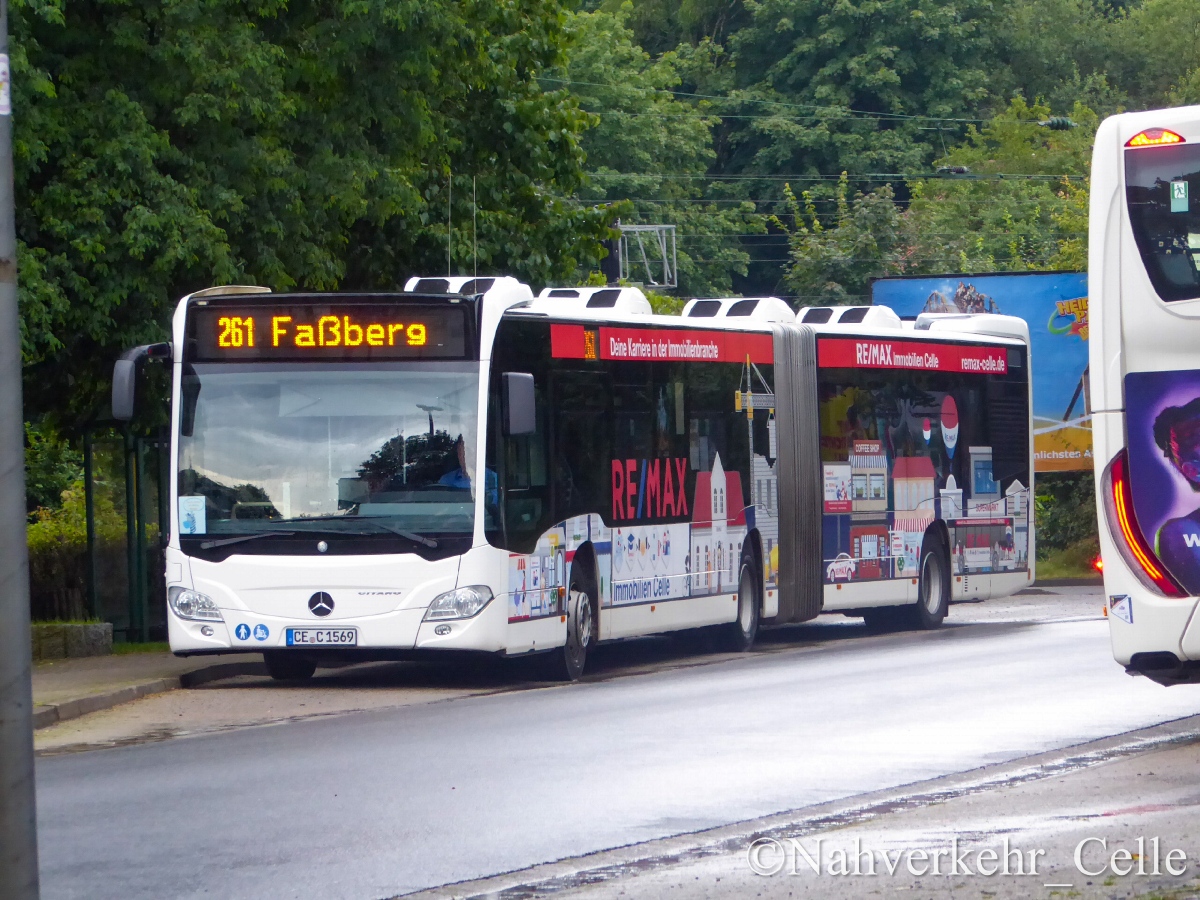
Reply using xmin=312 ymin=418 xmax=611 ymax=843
xmin=546 ymin=571 xmax=595 ymax=682
xmin=264 ymin=651 xmax=317 ymax=681
xmin=906 ymin=537 xmax=950 ymax=630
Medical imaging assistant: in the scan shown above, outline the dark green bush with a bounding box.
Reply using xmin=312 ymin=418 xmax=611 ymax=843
xmin=1035 ymin=472 xmax=1099 ymax=558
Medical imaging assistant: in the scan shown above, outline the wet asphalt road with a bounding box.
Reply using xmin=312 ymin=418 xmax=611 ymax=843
xmin=36 ymin=605 xmax=1200 ymax=900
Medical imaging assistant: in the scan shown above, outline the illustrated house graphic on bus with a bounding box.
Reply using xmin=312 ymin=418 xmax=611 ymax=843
xmin=892 ymin=456 xmax=937 ymax=519
xmin=850 ymin=440 xmax=888 ymax=513
xmin=690 ymin=452 xmax=746 ymax=594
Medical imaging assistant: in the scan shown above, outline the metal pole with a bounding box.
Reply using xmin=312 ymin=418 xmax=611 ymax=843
xmin=123 ymin=427 xmax=137 ymax=641
xmin=83 ymin=430 xmax=97 ymax=619
xmin=0 ymin=0 xmax=42 ymax=892
xmin=135 ymin=437 xmax=148 ymax=642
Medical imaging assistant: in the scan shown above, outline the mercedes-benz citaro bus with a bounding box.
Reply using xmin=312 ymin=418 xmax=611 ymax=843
xmin=113 ymin=277 xmax=1034 ymax=681
xmin=1091 ymin=105 xmax=1200 ymax=685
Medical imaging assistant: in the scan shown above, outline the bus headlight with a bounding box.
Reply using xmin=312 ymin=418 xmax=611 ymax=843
xmin=168 ymin=587 xmax=224 ymax=622
xmin=424 ymin=586 xmax=493 ymax=621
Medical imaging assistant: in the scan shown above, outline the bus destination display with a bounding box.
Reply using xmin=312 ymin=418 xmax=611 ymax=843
xmin=189 ymin=304 xmax=470 ymax=360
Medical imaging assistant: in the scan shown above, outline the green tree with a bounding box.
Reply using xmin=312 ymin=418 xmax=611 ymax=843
xmin=560 ymin=5 xmax=759 ymax=296
xmin=773 ymin=99 xmax=1096 ymax=303
xmin=23 ymin=421 xmax=82 ymax=515
xmin=1103 ymin=0 xmax=1200 ymax=107
xmin=904 ymin=97 xmax=1097 ymax=273
xmin=990 ymin=0 xmax=1124 ymax=116
xmin=725 ymin=0 xmax=1001 ymax=181
xmin=773 ymin=174 xmax=911 ymax=305
xmin=12 ymin=0 xmax=617 ymax=426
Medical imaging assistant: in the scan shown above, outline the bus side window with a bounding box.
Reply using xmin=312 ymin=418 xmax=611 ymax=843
xmin=551 ymin=369 xmax=612 ymax=520
xmin=504 ymin=388 xmax=547 ymax=490
xmin=486 ymin=317 xmax=552 ymax=551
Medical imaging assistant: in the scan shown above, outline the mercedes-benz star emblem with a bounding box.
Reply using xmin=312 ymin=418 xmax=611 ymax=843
xmin=308 ymin=592 xmax=334 ymax=617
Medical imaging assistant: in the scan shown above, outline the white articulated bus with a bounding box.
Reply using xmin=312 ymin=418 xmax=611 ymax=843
xmin=1090 ymin=106 xmax=1200 ymax=684
xmin=113 ymin=277 xmax=1033 ymax=680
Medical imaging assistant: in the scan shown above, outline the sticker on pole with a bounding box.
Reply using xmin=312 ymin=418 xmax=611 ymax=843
xmin=0 ymin=55 xmax=9 ymax=116
xmin=1109 ymin=594 xmax=1133 ymax=625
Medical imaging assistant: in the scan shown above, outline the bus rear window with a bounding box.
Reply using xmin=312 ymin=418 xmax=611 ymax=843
xmin=1126 ymin=144 xmax=1200 ymax=302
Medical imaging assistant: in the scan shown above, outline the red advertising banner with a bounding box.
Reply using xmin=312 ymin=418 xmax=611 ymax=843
xmin=550 ymin=324 xmax=773 ymax=365
xmin=818 ymin=337 xmax=1007 ymax=375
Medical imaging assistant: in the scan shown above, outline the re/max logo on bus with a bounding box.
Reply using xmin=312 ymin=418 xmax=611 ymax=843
xmin=611 ymin=458 xmax=690 ymax=521
xmin=818 ymin=338 xmax=1007 ymax=374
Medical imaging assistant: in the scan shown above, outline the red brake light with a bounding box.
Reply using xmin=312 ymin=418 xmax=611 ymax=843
xmin=1102 ymin=450 xmax=1186 ymax=597
xmin=1093 ymin=555 xmax=1103 ymax=573
xmin=1126 ymin=129 xmax=1185 ymax=148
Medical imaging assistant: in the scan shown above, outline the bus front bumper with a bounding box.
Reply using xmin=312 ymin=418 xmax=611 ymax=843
xmin=168 ymin=600 xmax=508 ymax=655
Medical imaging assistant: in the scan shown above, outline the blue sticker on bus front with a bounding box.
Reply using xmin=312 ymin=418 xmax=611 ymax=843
xmin=235 ymin=623 xmax=251 ymax=641
xmin=253 ymin=624 xmax=269 ymax=641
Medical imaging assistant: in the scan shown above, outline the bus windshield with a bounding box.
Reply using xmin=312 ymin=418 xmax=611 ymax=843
xmin=1125 ymin=142 xmax=1200 ymax=302
xmin=177 ymin=361 xmax=485 ymax=549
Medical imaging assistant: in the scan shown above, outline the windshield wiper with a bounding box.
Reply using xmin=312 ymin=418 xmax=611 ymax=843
xmin=271 ymin=515 xmax=440 ymax=549
xmin=365 ymin=521 xmax=439 ymax=549
xmin=199 ymin=531 xmax=297 ymax=550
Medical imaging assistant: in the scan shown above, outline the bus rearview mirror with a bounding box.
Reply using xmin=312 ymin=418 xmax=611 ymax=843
xmin=111 ymin=342 xmax=172 ymax=422
xmin=502 ymin=372 xmax=536 ymax=436
xmin=111 ymin=358 xmax=138 ymax=422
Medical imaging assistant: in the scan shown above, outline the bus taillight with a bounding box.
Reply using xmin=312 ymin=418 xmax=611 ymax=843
xmin=1101 ymin=450 xmax=1186 ymax=597
xmin=1126 ymin=128 xmax=1185 ymax=148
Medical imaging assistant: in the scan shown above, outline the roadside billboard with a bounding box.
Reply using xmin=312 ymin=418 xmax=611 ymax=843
xmin=871 ymin=273 xmax=1089 ymax=473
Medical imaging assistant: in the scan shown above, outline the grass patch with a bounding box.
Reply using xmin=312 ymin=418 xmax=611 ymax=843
xmin=1038 ymin=539 xmax=1101 ymax=580
xmin=111 ymin=641 xmax=171 ymax=655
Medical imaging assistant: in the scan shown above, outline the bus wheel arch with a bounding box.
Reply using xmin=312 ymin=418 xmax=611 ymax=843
xmin=909 ymin=524 xmax=951 ymax=629
xmin=721 ymin=542 xmax=761 ymax=651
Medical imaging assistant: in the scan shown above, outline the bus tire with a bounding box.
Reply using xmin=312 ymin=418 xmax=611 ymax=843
xmin=264 ymin=652 xmax=317 ymax=681
xmin=545 ymin=569 xmax=595 ymax=682
xmin=721 ymin=550 xmax=760 ymax=652
xmin=907 ymin=535 xmax=950 ymax=630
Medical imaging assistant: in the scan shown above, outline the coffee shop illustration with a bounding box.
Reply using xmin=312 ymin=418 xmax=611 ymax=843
xmin=822 ymin=443 xmax=1029 ymax=583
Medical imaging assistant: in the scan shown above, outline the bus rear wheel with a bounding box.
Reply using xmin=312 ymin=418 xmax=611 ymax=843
xmin=545 ymin=570 xmax=595 ymax=682
xmin=264 ymin=651 xmax=317 ymax=681
xmin=720 ymin=551 xmax=760 ymax=652
xmin=905 ymin=536 xmax=950 ymax=630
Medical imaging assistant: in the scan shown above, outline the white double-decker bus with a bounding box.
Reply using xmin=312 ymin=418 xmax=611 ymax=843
xmin=113 ymin=277 xmax=1033 ymax=680
xmin=1091 ymin=106 xmax=1200 ymax=684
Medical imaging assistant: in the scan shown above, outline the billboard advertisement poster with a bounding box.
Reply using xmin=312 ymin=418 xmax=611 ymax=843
xmin=1124 ymin=369 xmax=1200 ymax=596
xmin=871 ymin=272 xmax=1090 ymax=473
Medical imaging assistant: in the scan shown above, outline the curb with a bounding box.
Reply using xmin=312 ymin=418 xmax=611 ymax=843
xmin=32 ymin=660 xmax=267 ymax=730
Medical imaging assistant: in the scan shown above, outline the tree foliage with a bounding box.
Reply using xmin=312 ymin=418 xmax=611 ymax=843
xmin=12 ymin=0 xmax=617 ymax=425
xmin=561 ymin=5 xmax=759 ymax=296
xmin=725 ymin=0 xmax=1000 ymax=179
xmin=904 ymin=97 xmax=1097 ymax=274
xmin=773 ymin=175 xmax=909 ymax=305
xmin=773 ymin=98 xmax=1097 ymax=303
